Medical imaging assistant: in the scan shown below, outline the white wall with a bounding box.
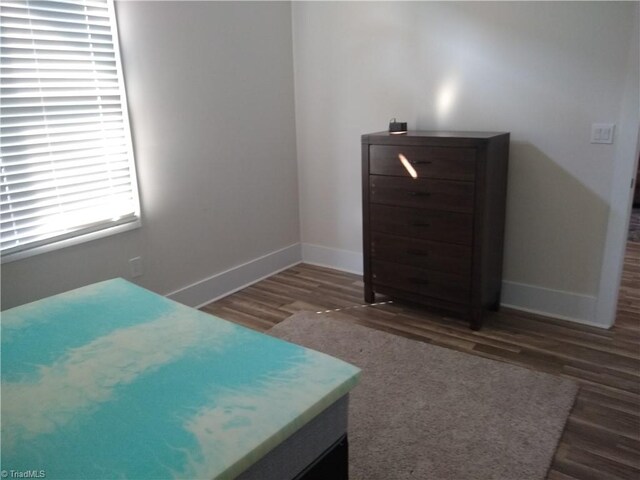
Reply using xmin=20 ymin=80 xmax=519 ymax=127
xmin=2 ymin=1 xmax=300 ymax=309
xmin=596 ymin=5 xmax=640 ymax=327
xmin=293 ymin=1 xmax=639 ymax=326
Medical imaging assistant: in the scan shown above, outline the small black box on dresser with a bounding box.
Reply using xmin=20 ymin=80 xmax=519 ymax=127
xmin=361 ymin=131 xmax=510 ymax=330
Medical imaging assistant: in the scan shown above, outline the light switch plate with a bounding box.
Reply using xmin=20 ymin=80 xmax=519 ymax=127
xmin=591 ymin=123 xmax=615 ymax=144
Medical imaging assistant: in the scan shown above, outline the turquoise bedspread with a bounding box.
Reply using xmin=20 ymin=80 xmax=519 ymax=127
xmin=1 ymin=279 xmax=360 ymax=479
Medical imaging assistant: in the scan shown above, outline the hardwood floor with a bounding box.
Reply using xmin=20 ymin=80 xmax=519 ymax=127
xmin=201 ymin=241 xmax=640 ymax=480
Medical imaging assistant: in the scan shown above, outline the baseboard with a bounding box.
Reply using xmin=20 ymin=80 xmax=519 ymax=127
xmin=179 ymin=241 xmax=601 ymax=328
xmin=300 ymin=243 xmax=603 ymax=327
xmin=167 ymin=243 xmax=302 ymax=308
xmin=301 ymin=243 xmax=363 ymax=275
xmin=500 ymin=280 xmax=600 ymax=327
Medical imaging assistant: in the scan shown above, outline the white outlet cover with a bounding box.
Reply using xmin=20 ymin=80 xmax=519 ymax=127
xmin=129 ymin=256 xmax=143 ymax=278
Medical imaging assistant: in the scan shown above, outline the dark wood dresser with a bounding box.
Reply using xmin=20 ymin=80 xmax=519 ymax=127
xmin=361 ymin=131 xmax=509 ymax=329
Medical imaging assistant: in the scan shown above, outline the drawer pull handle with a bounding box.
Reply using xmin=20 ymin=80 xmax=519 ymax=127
xmin=411 ymin=160 xmax=432 ymax=165
xmin=411 ymin=222 xmax=431 ymax=227
xmin=409 ymin=277 xmax=429 ymax=285
xmin=409 ymin=191 xmax=431 ymax=197
xmin=407 ymin=249 xmax=428 ymax=257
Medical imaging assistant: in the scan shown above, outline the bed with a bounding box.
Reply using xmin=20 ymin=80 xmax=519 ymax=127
xmin=1 ymin=278 xmax=360 ymax=479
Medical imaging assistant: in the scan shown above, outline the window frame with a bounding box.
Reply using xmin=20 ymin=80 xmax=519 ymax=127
xmin=0 ymin=0 xmax=141 ymax=264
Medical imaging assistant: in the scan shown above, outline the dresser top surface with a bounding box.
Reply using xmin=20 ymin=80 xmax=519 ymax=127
xmin=362 ymin=130 xmax=509 ymax=144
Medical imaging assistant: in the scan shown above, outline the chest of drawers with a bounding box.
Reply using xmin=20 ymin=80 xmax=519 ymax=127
xmin=361 ymin=131 xmax=509 ymax=329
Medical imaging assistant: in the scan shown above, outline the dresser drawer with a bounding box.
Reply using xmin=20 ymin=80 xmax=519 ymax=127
xmin=370 ymin=175 xmax=474 ymax=213
xmin=370 ymin=205 xmax=473 ymax=245
xmin=372 ymin=260 xmax=470 ymax=304
xmin=371 ymin=233 xmax=472 ymax=275
xmin=370 ymin=145 xmax=476 ymax=181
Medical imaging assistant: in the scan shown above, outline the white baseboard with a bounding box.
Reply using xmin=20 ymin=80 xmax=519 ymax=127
xmin=301 ymin=243 xmax=363 ymax=274
xmin=167 ymin=243 xmax=302 ymax=308
xmin=300 ymin=243 xmax=603 ymax=328
xmin=501 ymin=280 xmax=601 ymax=327
xmin=171 ymin=241 xmax=602 ymax=328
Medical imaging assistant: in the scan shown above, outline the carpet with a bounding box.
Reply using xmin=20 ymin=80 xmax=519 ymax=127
xmin=269 ymin=312 xmax=578 ymax=480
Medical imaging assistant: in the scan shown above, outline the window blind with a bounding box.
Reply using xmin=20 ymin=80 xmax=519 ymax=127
xmin=0 ymin=0 xmax=140 ymax=261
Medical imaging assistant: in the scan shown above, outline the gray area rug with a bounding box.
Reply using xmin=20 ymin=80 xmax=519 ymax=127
xmin=269 ymin=312 xmax=578 ymax=480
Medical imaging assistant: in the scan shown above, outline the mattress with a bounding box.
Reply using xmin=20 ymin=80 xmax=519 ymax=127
xmin=1 ymin=278 xmax=360 ymax=479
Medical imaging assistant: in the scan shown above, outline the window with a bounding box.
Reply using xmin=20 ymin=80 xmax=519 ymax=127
xmin=1 ymin=0 xmax=140 ymax=263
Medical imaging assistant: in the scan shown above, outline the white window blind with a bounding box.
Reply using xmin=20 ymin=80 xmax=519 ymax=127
xmin=1 ymin=0 xmax=140 ymax=262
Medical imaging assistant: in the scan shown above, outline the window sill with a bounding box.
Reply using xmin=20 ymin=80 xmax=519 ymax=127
xmin=1 ymin=219 xmax=142 ymax=264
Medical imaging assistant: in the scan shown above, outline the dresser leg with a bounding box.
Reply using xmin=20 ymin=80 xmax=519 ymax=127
xmin=364 ymin=286 xmax=375 ymax=303
xmin=470 ymin=311 xmax=483 ymax=331
xmin=491 ymin=294 xmax=502 ymax=311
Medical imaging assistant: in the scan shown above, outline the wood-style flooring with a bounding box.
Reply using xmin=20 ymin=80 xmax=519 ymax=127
xmin=201 ymin=240 xmax=640 ymax=480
